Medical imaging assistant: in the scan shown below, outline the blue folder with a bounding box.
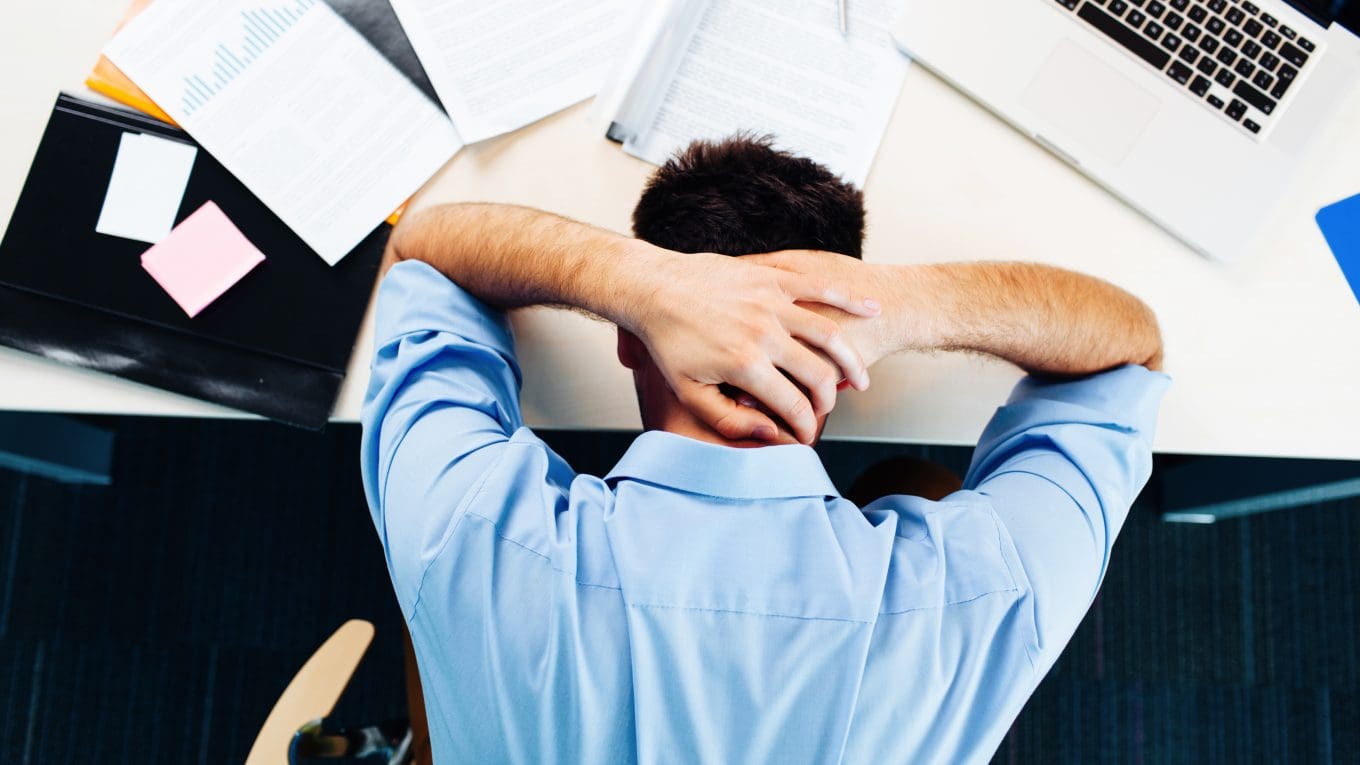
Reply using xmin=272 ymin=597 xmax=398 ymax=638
xmin=1316 ymin=193 xmax=1360 ymax=309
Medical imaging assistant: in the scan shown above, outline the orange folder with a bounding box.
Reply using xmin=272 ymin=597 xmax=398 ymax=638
xmin=85 ymin=0 xmax=175 ymax=126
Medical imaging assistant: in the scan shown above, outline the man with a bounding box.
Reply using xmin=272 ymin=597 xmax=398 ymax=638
xmin=361 ymin=137 xmax=1168 ymax=764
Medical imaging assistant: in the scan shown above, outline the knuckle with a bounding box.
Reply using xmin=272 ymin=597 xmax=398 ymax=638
xmin=785 ymin=395 xmax=812 ymax=421
xmin=814 ymin=365 xmax=838 ymax=391
xmin=819 ymin=320 xmax=841 ymax=344
xmin=733 ymin=351 xmax=764 ymax=376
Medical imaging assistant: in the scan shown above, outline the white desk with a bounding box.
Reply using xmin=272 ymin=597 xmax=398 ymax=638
xmin=3 ymin=2 xmax=1360 ymax=460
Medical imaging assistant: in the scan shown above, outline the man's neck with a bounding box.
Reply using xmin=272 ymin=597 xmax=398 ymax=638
xmin=653 ymin=407 xmax=799 ymax=449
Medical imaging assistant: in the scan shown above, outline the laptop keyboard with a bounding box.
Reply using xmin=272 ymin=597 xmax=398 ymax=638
xmin=1052 ymin=0 xmax=1323 ymax=138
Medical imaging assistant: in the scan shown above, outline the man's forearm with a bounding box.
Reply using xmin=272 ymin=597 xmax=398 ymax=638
xmin=387 ymin=203 xmax=661 ymax=331
xmin=874 ymin=262 xmax=1164 ymax=374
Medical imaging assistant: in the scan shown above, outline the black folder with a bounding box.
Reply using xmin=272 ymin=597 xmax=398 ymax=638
xmin=0 ymin=94 xmax=386 ymax=430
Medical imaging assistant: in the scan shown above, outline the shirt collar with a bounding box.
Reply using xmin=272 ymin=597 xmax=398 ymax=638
xmin=604 ymin=431 xmax=840 ymax=500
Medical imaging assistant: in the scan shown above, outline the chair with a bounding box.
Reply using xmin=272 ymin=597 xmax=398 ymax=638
xmin=246 ymin=619 xmax=414 ymax=764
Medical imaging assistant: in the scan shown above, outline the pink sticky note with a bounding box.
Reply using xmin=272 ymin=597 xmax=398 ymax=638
xmin=141 ymin=202 xmax=265 ymax=317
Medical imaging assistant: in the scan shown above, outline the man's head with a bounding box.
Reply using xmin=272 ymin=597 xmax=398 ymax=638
xmin=619 ymin=135 xmax=867 ymax=444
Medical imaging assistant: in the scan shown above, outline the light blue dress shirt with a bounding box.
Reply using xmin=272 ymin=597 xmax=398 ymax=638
xmin=360 ymin=261 xmax=1171 ymax=765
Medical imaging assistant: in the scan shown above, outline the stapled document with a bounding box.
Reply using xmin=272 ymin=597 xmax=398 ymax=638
xmin=95 ymin=132 xmax=198 ymax=244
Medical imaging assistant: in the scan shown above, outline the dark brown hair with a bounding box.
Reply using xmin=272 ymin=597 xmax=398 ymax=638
xmin=631 ymin=135 xmax=866 ymax=259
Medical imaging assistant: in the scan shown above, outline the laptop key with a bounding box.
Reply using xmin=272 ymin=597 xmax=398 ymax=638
xmin=1077 ymin=3 xmax=1175 ymax=68
xmin=1170 ymin=0 xmax=1188 ymax=8
xmin=1207 ymin=0 xmax=1225 ymax=11
xmin=1252 ymin=70 xmax=1273 ymax=90
xmin=1148 ymin=0 xmax=1166 ymax=16
xmin=1233 ymin=59 xmax=1254 ymax=77
xmin=1165 ymin=11 xmax=1183 ymax=28
xmin=1183 ymin=23 xmax=1201 ymax=42
xmin=1243 ymin=19 xmax=1264 ymax=37
xmin=1196 ymin=57 xmax=1217 ymax=76
xmin=1215 ymin=68 xmax=1235 ymax=88
xmin=1145 ymin=21 xmax=1164 ymax=40
xmin=1190 ymin=74 xmax=1212 ymax=95
xmin=1298 ymin=37 xmax=1315 ymax=52
xmin=1278 ymin=42 xmax=1308 ymax=68
xmin=1261 ymin=30 xmax=1281 ymax=49
xmin=1207 ymin=94 xmax=1225 ymax=109
xmin=1198 ymin=35 xmax=1219 ymax=54
xmin=1180 ymin=45 xmax=1200 ymax=64
xmin=1241 ymin=40 xmax=1261 ymax=59
xmin=1243 ymin=118 xmax=1261 ymax=133
xmin=1224 ymin=28 xmax=1244 ymax=47
xmin=1241 ymin=1 xmax=1259 ymax=14
xmin=1215 ymin=47 xmax=1236 ymax=66
xmin=1056 ymin=0 xmax=1080 ymax=8
xmin=1206 ymin=16 xmax=1225 ymax=34
xmin=1189 ymin=5 xmax=1207 ymax=22
xmin=1279 ymin=24 xmax=1296 ymax=40
xmin=1167 ymin=60 xmax=1194 ymax=84
xmin=1260 ymin=12 xmax=1277 ymax=27
xmin=1128 ymin=9 xmax=1147 ymax=26
xmin=1161 ymin=32 xmax=1182 ymax=51
xmin=1258 ymin=51 xmax=1279 ymax=71
xmin=1271 ymin=63 xmax=1296 ymax=98
xmin=1225 ymin=7 xmax=1244 ymax=25
xmin=1233 ymin=80 xmax=1276 ymax=114
xmin=1109 ymin=0 xmax=1129 ymax=15
xmin=1225 ymin=98 xmax=1247 ymax=120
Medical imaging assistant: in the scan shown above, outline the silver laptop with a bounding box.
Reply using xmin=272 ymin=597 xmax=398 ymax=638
xmin=892 ymin=0 xmax=1360 ymax=261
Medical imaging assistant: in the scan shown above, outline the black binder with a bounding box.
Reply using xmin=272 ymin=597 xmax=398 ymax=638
xmin=0 ymin=94 xmax=386 ymax=430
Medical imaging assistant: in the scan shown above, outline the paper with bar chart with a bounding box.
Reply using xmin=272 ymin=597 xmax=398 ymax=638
xmin=105 ymin=0 xmax=461 ymax=265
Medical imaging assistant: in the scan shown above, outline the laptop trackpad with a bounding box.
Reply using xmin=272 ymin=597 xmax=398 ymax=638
xmin=1020 ymin=39 xmax=1161 ymax=166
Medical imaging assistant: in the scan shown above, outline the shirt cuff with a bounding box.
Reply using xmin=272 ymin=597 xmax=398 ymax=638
xmin=1006 ymin=364 xmax=1172 ymax=441
xmin=374 ymin=260 xmax=515 ymax=356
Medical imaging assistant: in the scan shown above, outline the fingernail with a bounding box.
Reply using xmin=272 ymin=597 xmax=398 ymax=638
xmin=753 ymin=425 xmax=777 ymax=441
xmin=737 ymin=395 xmax=758 ymax=408
xmin=837 ymin=379 xmax=851 ymax=392
xmin=863 ymin=298 xmax=881 ymax=313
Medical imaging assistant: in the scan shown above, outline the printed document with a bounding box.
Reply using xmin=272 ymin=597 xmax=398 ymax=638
xmin=105 ymin=0 xmax=461 ymax=265
xmin=389 ymin=0 xmax=627 ymax=143
xmin=602 ymin=0 xmax=910 ymax=187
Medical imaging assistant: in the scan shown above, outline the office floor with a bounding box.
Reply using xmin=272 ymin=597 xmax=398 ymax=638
xmin=0 ymin=418 xmax=1357 ymax=764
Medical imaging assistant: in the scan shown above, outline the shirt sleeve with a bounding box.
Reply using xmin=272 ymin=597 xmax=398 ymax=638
xmin=963 ymin=364 xmax=1171 ymax=668
xmin=359 ymin=260 xmax=526 ymax=613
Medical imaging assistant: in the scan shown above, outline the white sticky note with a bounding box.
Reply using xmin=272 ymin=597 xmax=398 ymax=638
xmin=95 ymin=132 xmax=198 ymax=244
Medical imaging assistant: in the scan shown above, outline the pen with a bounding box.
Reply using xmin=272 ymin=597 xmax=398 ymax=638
xmin=839 ymin=0 xmax=847 ymax=36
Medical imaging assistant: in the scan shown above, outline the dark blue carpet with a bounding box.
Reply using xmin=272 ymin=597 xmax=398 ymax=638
xmin=0 ymin=418 xmax=1356 ymax=763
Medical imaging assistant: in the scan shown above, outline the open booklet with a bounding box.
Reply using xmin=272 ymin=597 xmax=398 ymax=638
xmin=598 ymin=0 xmax=910 ymax=188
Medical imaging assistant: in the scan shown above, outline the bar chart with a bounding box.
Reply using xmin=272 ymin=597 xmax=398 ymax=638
xmin=180 ymin=0 xmax=318 ymax=117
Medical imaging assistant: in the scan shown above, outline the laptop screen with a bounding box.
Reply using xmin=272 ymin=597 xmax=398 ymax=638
xmin=1287 ymin=0 xmax=1360 ymax=33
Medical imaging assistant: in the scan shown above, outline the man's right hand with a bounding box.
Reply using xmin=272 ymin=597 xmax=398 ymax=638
xmin=627 ymin=246 xmax=883 ymax=445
